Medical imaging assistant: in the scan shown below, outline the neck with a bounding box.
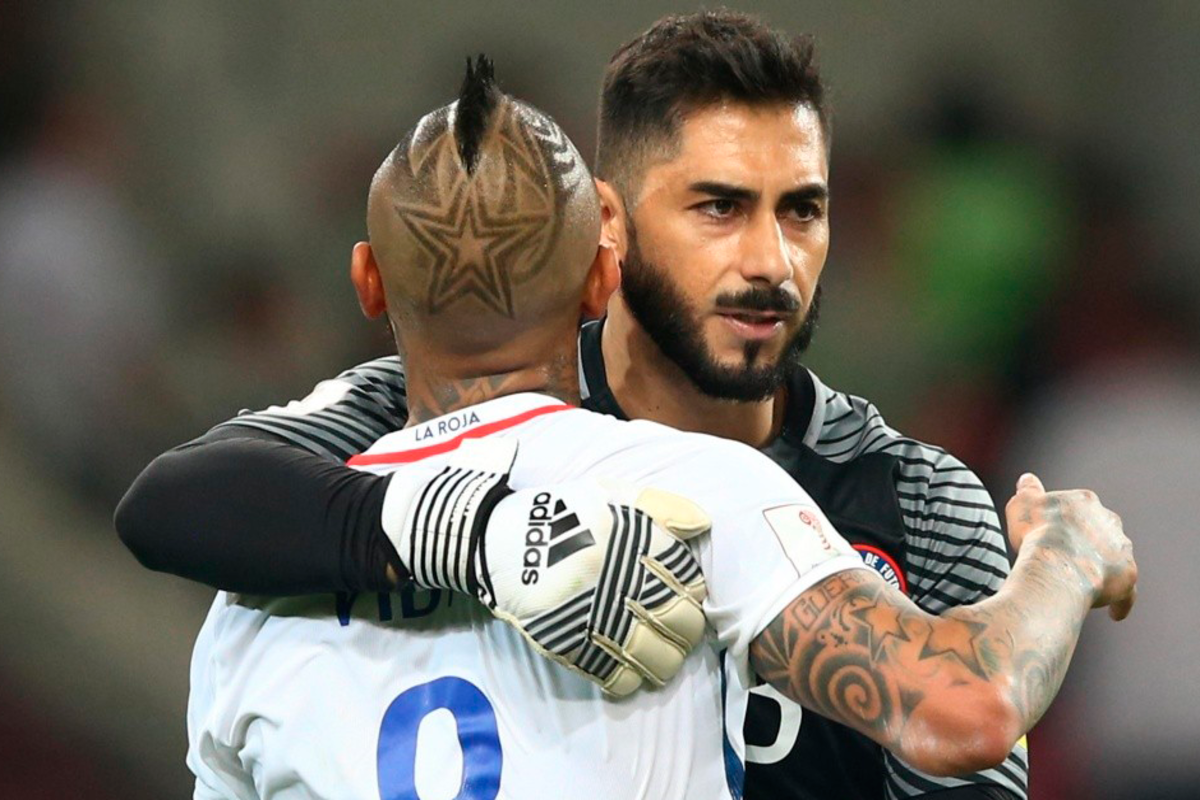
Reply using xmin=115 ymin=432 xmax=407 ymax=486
xmin=602 ymin=296 xmax=785 ymax=448
xmin=403 ymin=349 xmax=579 ymax=425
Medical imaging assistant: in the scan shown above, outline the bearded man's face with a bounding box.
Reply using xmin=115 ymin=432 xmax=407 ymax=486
xmin=617 ymin=101 xmax=830 ymax=400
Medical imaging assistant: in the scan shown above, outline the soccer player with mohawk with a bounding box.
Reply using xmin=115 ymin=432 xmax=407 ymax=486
xmin=179 ymin=57 xmax=871 ymax=799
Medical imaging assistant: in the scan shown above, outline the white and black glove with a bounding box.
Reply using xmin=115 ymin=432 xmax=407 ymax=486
xmin=381 ymin=437 xmax=710 ymax=697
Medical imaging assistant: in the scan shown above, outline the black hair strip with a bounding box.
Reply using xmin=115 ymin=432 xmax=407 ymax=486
xmin=455 ymin=54 xmax=499 ymax=175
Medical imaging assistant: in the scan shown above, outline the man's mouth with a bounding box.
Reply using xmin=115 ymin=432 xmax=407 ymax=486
xmin=716 ymin=309 xmax=787 ymax=340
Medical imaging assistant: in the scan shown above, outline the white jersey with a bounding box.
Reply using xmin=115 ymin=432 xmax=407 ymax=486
xmin=187 ymin=393 xmax=866 ymax=799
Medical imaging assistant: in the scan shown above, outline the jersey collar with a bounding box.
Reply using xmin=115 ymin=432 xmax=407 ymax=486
xmin=350 ymin=393 xmax=575 ymax=465
xmin=795 ymin=368 xmax=838 ymax=450
xmin=578 ymin=318 xmax=628 ymax=420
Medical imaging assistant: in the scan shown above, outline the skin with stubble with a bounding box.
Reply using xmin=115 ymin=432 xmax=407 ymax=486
xmin=618 ymin=103 xmax=826 ymax=405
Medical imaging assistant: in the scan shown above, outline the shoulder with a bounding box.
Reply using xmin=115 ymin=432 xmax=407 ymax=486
xmin=806 ymin=372 xmax=991 ymax=503
xmin=569 ymin=411 xmax=802 ymax=494
xmin=804 ymin=372 xmax=1008 ymax=610
xmin=226 ymin=354 xmax=407 ymax=420
xmin=331 ymin=355 xmax=407 ymax=389
xmin=211 ymin=355 xmax=409 ymax=460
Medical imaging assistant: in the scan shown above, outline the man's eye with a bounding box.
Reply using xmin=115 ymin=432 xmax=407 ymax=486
xmin=698 ymin=199 xmax=737 ymax=218
xmin=785 ymin=202 xmax=821 ymax=223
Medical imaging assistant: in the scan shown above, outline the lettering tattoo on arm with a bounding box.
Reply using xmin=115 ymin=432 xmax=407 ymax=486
xmin=751 ymin=570 xmax=923 ymax=746
xmin=750 ymin=509 xmax=1094 ymax=759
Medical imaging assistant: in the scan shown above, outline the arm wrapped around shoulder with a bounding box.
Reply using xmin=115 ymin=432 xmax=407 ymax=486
xmin=115 ymin=432 xmax=396 ymax=594
xmin=749 ymin=568 xmax=1023 ymax=778
xmin=751 ymin=472 xmax=1138 ymax=777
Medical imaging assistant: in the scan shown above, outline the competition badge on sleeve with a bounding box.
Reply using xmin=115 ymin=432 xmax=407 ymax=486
xmin=761 ymin=504 xmax=855 ymax=574
xmin=852 ymin=544 xmax=907 ymax=594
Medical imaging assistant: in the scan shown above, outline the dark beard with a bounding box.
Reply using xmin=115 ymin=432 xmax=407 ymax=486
xmin=620 ymin=232 xmax=820 ymax=402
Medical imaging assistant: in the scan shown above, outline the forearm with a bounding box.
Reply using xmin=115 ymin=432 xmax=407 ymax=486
xmin=751 ymin=570 xmax=1017 ymax=776
xmin=115 ymin=433 xmax=402 ymax=594
xmin=944 ymin=524 xmax=1093 ymax=732
xmin=750 ymin=540 xmax=1094 ymax=776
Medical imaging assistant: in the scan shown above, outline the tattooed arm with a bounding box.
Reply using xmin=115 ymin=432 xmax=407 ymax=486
xmin=749 ymin=473 xmax=1138 ymax=777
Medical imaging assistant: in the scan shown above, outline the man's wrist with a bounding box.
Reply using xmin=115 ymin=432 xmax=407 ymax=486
xmin=381 ymin=439 xmax=517 ymax=596
xmin=1020 ymin=525 xmax=1101 ymax=604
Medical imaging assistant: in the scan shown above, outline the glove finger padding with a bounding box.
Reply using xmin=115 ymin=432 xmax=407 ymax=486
xmin=483 ymin=484 xmax=710 ymax=696
xmin=590 ymin=517 xmax=708 ymax=688
xmin=581 ymin=505 xmax=708 ymax=690
xmin=631 ymin=487 xmax=713 ymax=542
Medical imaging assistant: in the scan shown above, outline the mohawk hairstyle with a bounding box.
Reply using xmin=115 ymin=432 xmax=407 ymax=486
xmin=455 ymin=54 xmax=500 ymax=175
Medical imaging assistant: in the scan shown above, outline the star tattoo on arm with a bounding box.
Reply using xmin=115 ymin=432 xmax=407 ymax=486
xmin=750 ymin=538 xmax=1095 ymax=771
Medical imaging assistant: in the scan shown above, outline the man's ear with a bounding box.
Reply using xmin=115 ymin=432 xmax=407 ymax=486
xmin=581 ymin=241 xmax=621 ymax=320
xmin=350 ymin=242 xmax=386 ymax=319
xmin=595 ymin=178 xmax=629 ymax=263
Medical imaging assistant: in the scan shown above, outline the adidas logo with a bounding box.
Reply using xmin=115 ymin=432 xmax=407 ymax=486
xmin=521 ymin=492 xmax=596 ymax=585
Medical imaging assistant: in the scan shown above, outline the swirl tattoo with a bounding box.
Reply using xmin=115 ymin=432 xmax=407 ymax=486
xmin=751 ymin=530 xmax=1096 ymax=760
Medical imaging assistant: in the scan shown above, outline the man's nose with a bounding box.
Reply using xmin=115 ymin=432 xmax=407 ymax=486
xmin=737 ymin=213 xmax=793 ymax=287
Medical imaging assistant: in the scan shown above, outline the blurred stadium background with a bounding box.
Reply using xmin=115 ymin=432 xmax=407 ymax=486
xmin=1 ymin=1 xmax=1198 ymax=797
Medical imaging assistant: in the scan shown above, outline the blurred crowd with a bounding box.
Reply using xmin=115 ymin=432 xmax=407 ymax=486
xmin=1 ymin=3 xmax=1196 ymax=797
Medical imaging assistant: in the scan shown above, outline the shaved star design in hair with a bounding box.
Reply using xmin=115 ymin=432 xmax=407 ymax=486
xmin=397 ymin=182 xmax=548 ymax=316
xmin=395 ymin=103 xmax=574 ymax=317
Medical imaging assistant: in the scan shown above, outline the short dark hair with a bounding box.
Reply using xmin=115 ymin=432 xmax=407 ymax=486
xmin=596 ymin=10 xmax=829 ymax=200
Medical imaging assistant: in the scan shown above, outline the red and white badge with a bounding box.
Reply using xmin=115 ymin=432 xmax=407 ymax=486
xmin=762 ymin=503 xmax=853 ymax=575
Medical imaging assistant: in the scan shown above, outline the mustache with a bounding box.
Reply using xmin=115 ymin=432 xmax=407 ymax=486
xmin=713 ymin=287 xmax=803 ymax=314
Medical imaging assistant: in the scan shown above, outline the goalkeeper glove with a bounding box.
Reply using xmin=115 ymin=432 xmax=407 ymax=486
xmin=381 ymin=437 xmax=710 ymax=697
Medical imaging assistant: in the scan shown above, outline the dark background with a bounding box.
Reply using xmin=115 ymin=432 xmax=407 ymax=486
xmin=1 ymin=2 xmax=1197 ymax=796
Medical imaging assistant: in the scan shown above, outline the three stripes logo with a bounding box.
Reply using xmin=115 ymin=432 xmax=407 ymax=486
xmin=521 ymin=492 xmax=596 ymax=585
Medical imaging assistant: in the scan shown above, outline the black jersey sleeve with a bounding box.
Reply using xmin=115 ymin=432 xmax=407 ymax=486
xmin=115 ymin=356 xmax=411 ymax=594
xmin=115 ymin=429 xmax=402 ymax=594
xmin=210 ymin=355 xmax=410 ymax=461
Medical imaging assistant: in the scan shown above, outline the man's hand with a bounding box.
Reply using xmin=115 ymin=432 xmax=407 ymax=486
xmin=382 ymin=438 xmax=710 ymax=696
xmin=751 ymin=473 xmax=1141 ymax=776
xmin=1005 ymin=472 xmax=1138 ymax=620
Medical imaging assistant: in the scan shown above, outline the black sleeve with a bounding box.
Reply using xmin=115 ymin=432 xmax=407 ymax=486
xmin=915 ymin=786 xmax=1020 ymax=799
xmin=114 ymin=425 xmax=402 ymax=594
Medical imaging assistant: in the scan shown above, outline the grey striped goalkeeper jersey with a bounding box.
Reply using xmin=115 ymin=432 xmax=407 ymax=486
xmin=213 ymin=318 xmax=1028 ymax=800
